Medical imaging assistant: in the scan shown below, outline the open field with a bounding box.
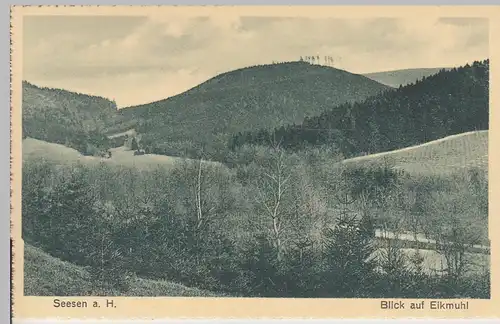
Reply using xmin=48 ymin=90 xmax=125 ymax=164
xmin=342 ymin=131 xmax=488 ymax=175
xmin=22 ymin=138 xmax=220 ymax=170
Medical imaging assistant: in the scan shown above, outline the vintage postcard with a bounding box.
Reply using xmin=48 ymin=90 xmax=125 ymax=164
xmin=10 ymin=5 xmax=500 ymax=320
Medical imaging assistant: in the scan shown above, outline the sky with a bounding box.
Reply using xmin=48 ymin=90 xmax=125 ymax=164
xmin=23 ymin=15 xmax=488 ymax=108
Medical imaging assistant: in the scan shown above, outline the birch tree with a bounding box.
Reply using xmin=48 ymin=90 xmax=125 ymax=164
xmin=288 ymin=159 xmax=328 ymax=264
xmin=192 ymin=149 xmax=225 ymax=235
xmin=253 ymin=144 xmax=293 ymax=262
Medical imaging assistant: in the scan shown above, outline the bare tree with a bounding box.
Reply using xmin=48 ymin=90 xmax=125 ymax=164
xmin=424 ymin=185 xmax=482 ymax=276
xmin=401 ymin=190 xmax=419 ymax=244
xmin=192 ymin=149 xmax=222 ymax=234
xmin=196 ymin=154 xmax=204 ymax=230
xmin=288 ymin=160 xmax=328 ymax=264
xmin=170 ymin=149 xmax=222 ymax=241
xmin=435 ymin=219 xmax=481 ymax=283
xmin=253 ymin=143 xmax=293 ymax=262
xmin=328 ymin=169 xmax=357 ymax=223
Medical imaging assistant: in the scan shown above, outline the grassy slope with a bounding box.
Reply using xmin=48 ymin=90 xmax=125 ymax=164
xmin=112 ymin=62 xmax=391 ymax=144
xmin=22 ymin=137 xmax=220 ymax=170
xmin=342 ymin=130 xmax=488 ymax=175
xmin=363 ymin=67 xmax=451 ymax=88
xmin=24 ymin=243 xmax=222 ymax=297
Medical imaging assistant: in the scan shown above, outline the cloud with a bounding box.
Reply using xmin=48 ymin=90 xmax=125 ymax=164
xmin=22 ymin=15 xmax=488 ymax=107
xmin=28 ymin=68 xmax=213 ymax=108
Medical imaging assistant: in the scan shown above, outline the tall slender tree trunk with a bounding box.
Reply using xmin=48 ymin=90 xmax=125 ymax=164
xmin=194 ymin=155 xmax=204 ymax=267
xmin=196 ymin=157 xmax=203 ymax=230
xmin=273 ymin=216 xmax=282 ymax=262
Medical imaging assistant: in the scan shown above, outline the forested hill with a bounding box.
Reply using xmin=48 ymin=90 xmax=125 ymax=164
xmin=229 ymin=59 xmax=489 ymax=158
xmin=111 ymin=61 xmax=390 ymax=157
xmin=22 ymin=81 xmax=119 ymax=155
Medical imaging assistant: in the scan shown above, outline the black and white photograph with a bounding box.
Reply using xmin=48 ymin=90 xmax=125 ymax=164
xmin=16 ymin=8 xmax=490 ymax=302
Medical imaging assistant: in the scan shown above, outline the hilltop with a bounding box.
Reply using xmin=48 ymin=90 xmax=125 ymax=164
xmin=111 ymin=61 xmax=391 ymax=158
xmin=342 ymin=130 xmax=488 ymax=176
xmin=363 ymin=67 xmax=451 ymax=88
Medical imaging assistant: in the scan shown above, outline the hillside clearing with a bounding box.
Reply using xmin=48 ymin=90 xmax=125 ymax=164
xmin=341 ymin=130 xmax=488 ymax=175
xmin=22 ymin=138 xmax=221 ymax=170
xmin=24 ymin=243 xmax=223 ymax=297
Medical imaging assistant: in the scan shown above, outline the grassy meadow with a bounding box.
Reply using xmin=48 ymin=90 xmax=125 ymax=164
xmin=342 ymin=131 xmax=488 ymax=176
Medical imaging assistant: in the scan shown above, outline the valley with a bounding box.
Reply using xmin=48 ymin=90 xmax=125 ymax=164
xmin=21 ymin=59 xmax=490 ymax=298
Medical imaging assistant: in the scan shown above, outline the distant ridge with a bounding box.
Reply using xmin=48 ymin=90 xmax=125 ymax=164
xmin=363 ymin=67 xmax=451 ymax=87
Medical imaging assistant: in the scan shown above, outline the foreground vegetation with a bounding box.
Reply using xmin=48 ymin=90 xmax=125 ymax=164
xmin=23 ymin=143 xmax=489 ymax=298
xmin=24 ymin=244 xmax=222 ymax=296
